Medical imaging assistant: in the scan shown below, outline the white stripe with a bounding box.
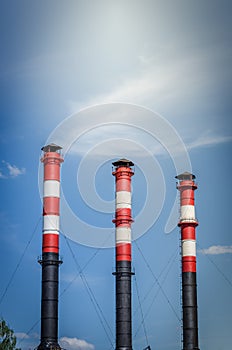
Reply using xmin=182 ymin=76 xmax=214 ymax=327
xmin=43 ymin=230 xmax=59 ymax=235
xmin=182 ymin=240 xmax=196 ymax=257
xmin=116 ymin=203 xmax=131 ymax=209
xmin=116 ymin=191 xmax=131 ymax=207
xmin=43 ymin=215 xmax=59 ymax=231
xmin=116 ymin=241 xmax=131 ymax=245
xmin=116 ymin=227 xmax=131 ymax=243
xmin=44 ymin=180 xmax=60 ymax=198
xmin=180 ymin=205 xmax=196 ymax=221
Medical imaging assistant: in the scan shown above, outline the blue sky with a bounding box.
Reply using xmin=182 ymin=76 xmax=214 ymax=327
xmin=0 ymin=1 xmax=232 ymax=349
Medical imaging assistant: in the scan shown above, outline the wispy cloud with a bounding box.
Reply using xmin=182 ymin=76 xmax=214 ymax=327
xmin=16 ymin=331 xmax=39 ymax=350
xmin=65 ymin=45 xmax=232 ymax=159
xmin=15 ymin=332 xmax=30 ymax=340
xmin=60 ymin=337 xmax=94 ymax=350
xmin=199 ymin=245 xmax=232 ymax=255
xmin=0 ymin=161 xmax=26 ymax=179
xmin=187 ymin=132 xmax=232 ymax=151
xmin=59 ymin=121 xmax=231 ymax=159
xmin=68 ymin=60 xmax=185 ymax=112
xmin=66 ymin=123 xmax=164 ymax=157
xmin=68 ymin=43 xmax=230 ymax=114
xmin=6 ymin=162 xmax=26 ymax=177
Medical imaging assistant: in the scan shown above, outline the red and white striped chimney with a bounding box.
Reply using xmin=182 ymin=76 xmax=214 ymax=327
xmin=41 ymin=144 xmax=63 ymax=255
xmin=112 ymin=158 xmax=134 ymax=350
xmin=176 ymin=172 xmax=200 ymax=350
xmin=38 ymin=143 xmax=63 ymax=350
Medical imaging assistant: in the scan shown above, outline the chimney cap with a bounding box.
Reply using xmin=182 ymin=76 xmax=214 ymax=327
xmin=41 ymin=143 xmax=62 ymax=153
xmin=175 ymin=171 xmax=196 ymax=180
xmin=112 ymin=158 xmax=134 ymax=167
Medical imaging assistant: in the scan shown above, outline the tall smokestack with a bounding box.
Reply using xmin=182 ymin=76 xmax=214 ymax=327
xmin=176 ymin=172 xmax=200 ymax=350
xmin=112 ymin=159 xmax=134 ymax=350
xmin=38 ymin=144 xmax=63 ymax=350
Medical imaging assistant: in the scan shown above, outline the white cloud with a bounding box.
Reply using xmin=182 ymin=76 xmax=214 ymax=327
xmin=60 ymin=337 xmax=94 ymax=350
xmin=66 ymin=123 xmax=164 ymax=157
xmin=69 ymin=44 xmax=229 ymax=114
xmin=68 ymin=62 xmax=181 ymax=113
xmin=187 ymin=132 xmax=232 ymax=151
xmin=6 ymin=163 xmax=26 ymax=177
xmin=65 ymin=45 xmax=232 ymax=158
xmin=1 ymin=161 xmax=26 ymax=179
xmin=199 ymin=245 xmax=232 ymax=255
xmin=56 ymin=119 xmax=230 ymax=160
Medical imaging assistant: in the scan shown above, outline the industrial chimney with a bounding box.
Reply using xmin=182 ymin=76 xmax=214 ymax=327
xmin=38 ymin=144 xmax=63 ymax=350
xmin=176 ymin=172 xmax=200 ymax=350
xmin=112 ymin=159 xmax=134 ymax=350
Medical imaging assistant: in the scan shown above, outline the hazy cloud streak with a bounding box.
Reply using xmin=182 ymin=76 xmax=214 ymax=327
xmin=187 ymin=133 xmax=232 ymax=151
xmin=15 ymin=333 xmax=30 ymax=339
xmin=199 ymin=245 xmax=232 ymax=255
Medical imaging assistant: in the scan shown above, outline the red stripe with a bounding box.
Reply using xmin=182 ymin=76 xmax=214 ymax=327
xmin=114 ymin=167 xmax=134 ymax=183
xmin=116 ymin=208 xmax=131 ymax=214
xmin=181 ymin=198 xmax=195 ymax=206
xmin=114 ymin=221 xmax=132 ymax=227
xmin=115 ymin=208 xmax=131 ymax=218
xmin=43 ymin=197 xmax=60 ymax=215
xmin=42 ymin=234 xmax=59 ymax=253
xmin=181 ymin=225 xmax=196 ymax=240
xmin=116 ymin=178 xmax=131 ymax=192
xmin=181 ymin=198 xmax=194 ymax=206
xmin=42 ymin=153 xmax=63 ymax=180
xmin=115 ymin=166 xmax=134 ymax=175
xmin=182 ymin=256 xmax=196 ymax=272
xmin=44 ymin=163 xmax=61 ymax=181
xmin=116 ymin=243 xmax=131 ymax=261
xmin=42 ymin=152 xmax=63 ymax=163
xmin=181 ymin=189 xmax=195 ymax=206
xmin=179 ymin=180 xmax=196 ymax=187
